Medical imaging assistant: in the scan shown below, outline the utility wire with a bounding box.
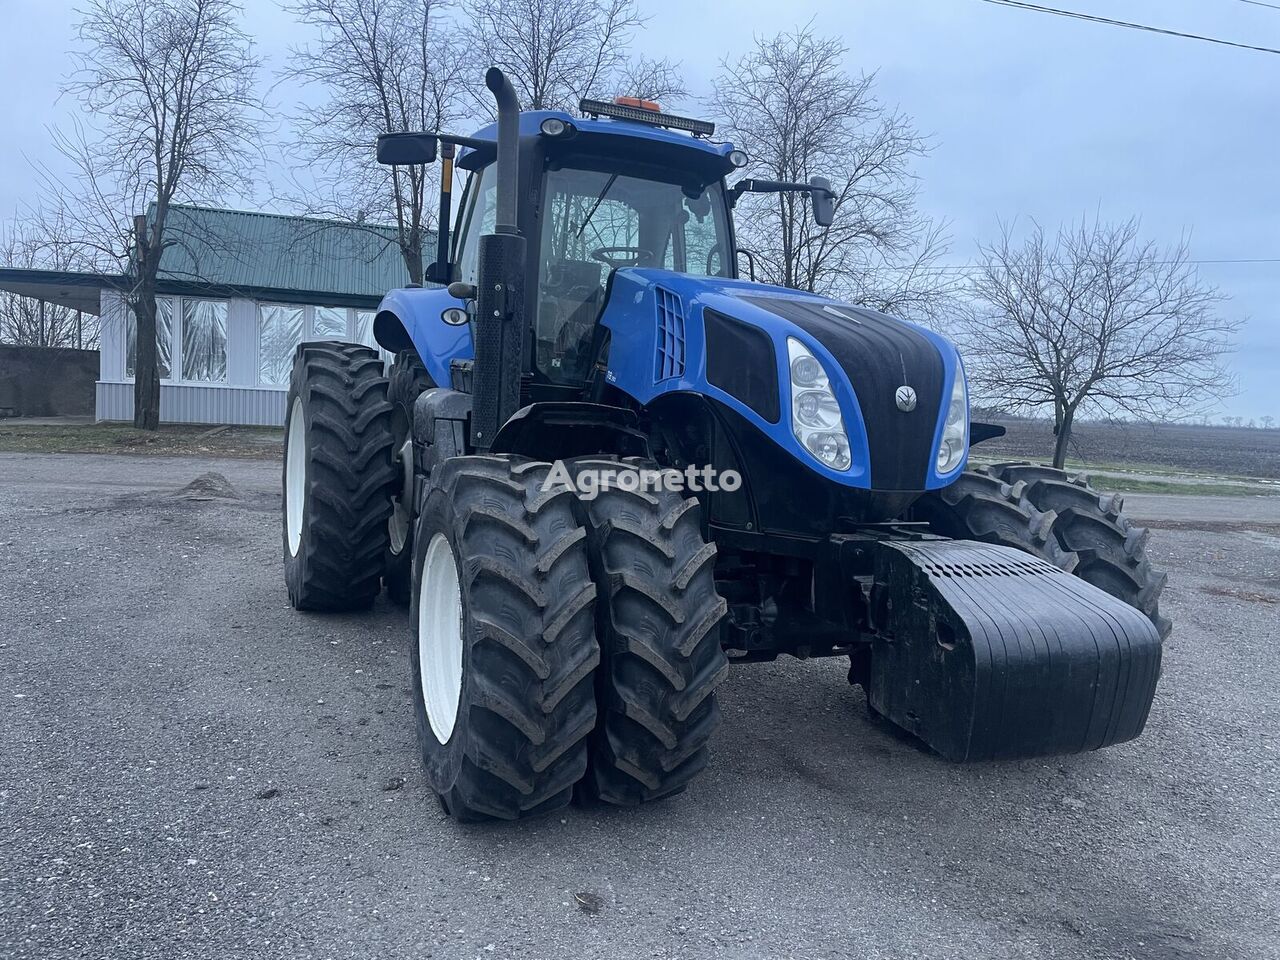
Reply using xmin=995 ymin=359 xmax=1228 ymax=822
xmin=1238 ymin=0 xmax=1280 ymax=11
xmin=979 ymin=0 xmax=1280 ymax=55
xmin=883 ymin=258 xmax=1280 ymax=272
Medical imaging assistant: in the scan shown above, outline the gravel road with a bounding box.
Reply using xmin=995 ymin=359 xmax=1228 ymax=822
xmin=1 ymin=453 xmax=1277 ymax=960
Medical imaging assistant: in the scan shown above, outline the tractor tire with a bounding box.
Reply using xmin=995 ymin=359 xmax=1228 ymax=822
xmin=567 ymin=457 xmax=730 ymax=806
xmin=411 ymin=455 xmax=600 ymax=822
xmin=384 ymin=350 xmax=435 ymax=606
xmin=916 ymin=463 xmax=1171 ymax=639
xmin=282 ymin=341 xmax=396 ymax=611
xmin=982 ymin=462 xmax=1171 ymax=638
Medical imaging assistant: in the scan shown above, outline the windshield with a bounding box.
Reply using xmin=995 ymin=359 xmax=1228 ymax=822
xmin=536 ymin=165 xmax=732 ymax=382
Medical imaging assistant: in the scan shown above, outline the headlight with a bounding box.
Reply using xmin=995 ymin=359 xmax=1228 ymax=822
xmin=935 ymin=367 xmax=968 ymax=474
xmin=787 ymin=338 xmax=851 ymax=471
xmin=539 ymin=117 xmax=573 ymax=137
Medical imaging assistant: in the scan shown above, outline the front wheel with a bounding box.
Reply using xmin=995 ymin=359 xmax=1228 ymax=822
xmin=915 ymin=463 xmax=1171 ymax=638
xmin=410 ymin=455 xmax=600 ymax=821
xmin=567 ymin=457 xmax=729 ymax=806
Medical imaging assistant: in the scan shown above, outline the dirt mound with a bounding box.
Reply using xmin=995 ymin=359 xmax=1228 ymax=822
xmin=174 ymin=472 xmax=241 ymax=501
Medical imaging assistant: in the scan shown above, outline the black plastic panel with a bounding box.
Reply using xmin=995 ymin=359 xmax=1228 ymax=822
xmin=471 ymin=233 xmax=527 ymax=449
xmin=704 ymin=308 xmax=780 ymax=423
xmin=868 ymin=538 xmax=1163 ymax=761
xmin=740 ymin=296 xmax=944 ymax=491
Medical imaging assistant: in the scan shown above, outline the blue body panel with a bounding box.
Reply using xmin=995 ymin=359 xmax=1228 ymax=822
xmin=375 ymin=285 xmax=471 ymax=386
xmin=598 ymin=269 xmax=968 ymax=491
xmin=374 ymin=111 xmax=966 ymax=491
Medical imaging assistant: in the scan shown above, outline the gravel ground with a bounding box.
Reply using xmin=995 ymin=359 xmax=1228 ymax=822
xmin=1 ymin=453 xmax=1277 ymax=960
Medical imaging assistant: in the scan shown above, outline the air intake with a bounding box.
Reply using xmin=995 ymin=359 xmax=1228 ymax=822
xmin=655 ymin=287 xmax=686 ymax=381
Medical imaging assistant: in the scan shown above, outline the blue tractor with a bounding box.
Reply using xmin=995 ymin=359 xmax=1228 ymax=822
xmin=282 ymin=69 xmax=1169 ymax=821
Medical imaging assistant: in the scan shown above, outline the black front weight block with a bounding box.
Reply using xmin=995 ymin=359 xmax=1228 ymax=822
xmin=867 ymin=539 xmax=1163 ymax=762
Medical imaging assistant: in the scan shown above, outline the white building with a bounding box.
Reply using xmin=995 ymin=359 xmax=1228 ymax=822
xmin=0 ymin=204 xmax=421 ymax=426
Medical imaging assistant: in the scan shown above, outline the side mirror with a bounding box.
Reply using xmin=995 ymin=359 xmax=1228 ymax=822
xmin=376 ymin=132 xmax=438 ymax=166
xmin=809 ymin=177 xmax=835 ymax=227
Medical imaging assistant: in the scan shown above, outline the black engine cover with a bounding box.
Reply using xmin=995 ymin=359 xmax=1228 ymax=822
xmin=738 ymin=296 xmax=944 ymax=491
xmin=868 ymin=538 xmax=1163 ymax=762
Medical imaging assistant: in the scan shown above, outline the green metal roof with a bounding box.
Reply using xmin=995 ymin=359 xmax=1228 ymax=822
xmin=152 ymin=204 xmax=428 ymax=300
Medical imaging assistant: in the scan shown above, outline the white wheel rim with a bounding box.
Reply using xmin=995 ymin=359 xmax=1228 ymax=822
xmin=388 ymin=439 xmax=414 ymax=555
xmin=285 ymin=398 xmax=305 ymax=556
xmin=419 ymin=532 xmax=464 ymax=743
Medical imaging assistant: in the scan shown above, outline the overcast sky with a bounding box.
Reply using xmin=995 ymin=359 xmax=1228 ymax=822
xmin=1 ymin=0 xmax=1276 ymax=419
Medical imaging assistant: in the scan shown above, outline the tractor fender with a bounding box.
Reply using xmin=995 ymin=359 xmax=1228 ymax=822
xmin=374 ymin=286 xmax=473 ymax=385
xmin=489 ymin=402 xmax=651 ymax=461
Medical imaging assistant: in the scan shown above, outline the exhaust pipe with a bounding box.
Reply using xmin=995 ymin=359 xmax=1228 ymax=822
xmin=485 ymin=67 xmax=520 ymax=236
xmin=470 ymin=67 xmax=527 ymax=451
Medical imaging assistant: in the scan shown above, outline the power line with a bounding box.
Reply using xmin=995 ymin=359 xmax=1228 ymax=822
xmin=886 ymin=258 xmax=1280 ymax=272
xmin=979 ymin=0 xmax=1280 ymax=55
xmin=1238 ymin=0 xmax=1280 ymax=11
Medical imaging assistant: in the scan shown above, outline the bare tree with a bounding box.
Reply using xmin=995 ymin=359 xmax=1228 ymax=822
xmin=48 ymin=0 xmax=262 ymax=429
xmin=957 ymin=218 xmax=1240 ymax=468
xmin=0 ymin=211 xmax=101 ymax=349
xmin=710 ymin=27 xmax=952 ymax=321
xmin=1262 ymin=415 xmax=1276 ymax=430
xmin=464 ymin=0 xmax=681 ymax=111
xmin=614 ymin=55 xmax=687 ymax=106
xmin=282 ymin=0 xmax=467 ymax=284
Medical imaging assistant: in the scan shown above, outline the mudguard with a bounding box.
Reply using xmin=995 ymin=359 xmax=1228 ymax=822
xmin=867 ymin=538 xmax=1162 ymax=761
xmin=374 ymin=286 xmax=471 ymax=386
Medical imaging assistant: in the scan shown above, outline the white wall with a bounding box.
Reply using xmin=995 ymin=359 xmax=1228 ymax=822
xmin=96 ymin=290 xmax=380 ymax=425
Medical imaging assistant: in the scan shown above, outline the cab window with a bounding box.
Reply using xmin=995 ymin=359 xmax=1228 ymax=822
xmin=535 ymin=166 xmax=731 ymax=383
xmin=453 ymin=166 xmax=495 ymax=287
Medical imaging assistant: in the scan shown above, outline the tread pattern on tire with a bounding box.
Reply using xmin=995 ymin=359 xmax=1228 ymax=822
xmin=430 ymin=456 xmax=599 ymax=821
xmin=984 ymin=461 xmax=1171 ymax=639
xmin=568 ymin=457 xmax=729 ymax=805
xmin=918 ymin=462 xmax=1171 ymax=638
xmin=384 ymin=350 xmax=434 ymax=605
xmin=285 ymin=341 xmax=395 ymax=611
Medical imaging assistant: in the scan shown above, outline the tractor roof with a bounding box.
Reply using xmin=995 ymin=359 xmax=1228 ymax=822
xmin=459 ymin=109 xmax=738 ymax=173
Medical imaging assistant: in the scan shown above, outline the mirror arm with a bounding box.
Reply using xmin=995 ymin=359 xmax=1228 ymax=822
xmin=731 ymin=178 xmax=834 ymax=200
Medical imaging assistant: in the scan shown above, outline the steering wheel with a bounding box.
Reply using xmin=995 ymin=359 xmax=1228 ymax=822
xmin=591 ymin=246 xmax=653 ymax=268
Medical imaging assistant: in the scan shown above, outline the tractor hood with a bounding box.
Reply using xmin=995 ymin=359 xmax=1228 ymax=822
xmin=597 ymin=269 xmax=967 ymax=492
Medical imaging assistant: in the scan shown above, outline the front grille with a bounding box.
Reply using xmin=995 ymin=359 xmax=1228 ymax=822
xmin=655 ymin=287 xmax=686 ymax=381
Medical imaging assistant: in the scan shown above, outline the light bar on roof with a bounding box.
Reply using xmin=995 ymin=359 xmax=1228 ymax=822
xmin=579 ymin=98 xmax=716 ymax=138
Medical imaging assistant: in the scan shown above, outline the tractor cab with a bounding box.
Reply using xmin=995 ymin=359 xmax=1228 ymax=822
xmin=373 ymin=93 xmax=834 ymax=404
xmin=448 ymin=109 xmax=738 ymax=385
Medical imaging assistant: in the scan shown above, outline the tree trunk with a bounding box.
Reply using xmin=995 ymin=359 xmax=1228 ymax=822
xmin=132 ymin=287 xmax=161 ymax=430
xmin=131 ymin=214 xmax=162 ymax=431
xmin=403 ymin=233 xmax=424 ymax=286
xmin=1052 ymin=406 xmax=1075 ymax=469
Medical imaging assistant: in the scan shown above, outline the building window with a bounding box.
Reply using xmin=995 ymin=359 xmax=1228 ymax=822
xmin=181 ymin=300 xmax=229 ymax=382
xmin=259 ymin=303 xmax=304 ymax=386
xmin=125 ymin=298 xmax=174 ymax=379
xmin=355 ymin=310 xmax=376 ymax=347
xmin=313 ymin=306 xmax=348 ymax=340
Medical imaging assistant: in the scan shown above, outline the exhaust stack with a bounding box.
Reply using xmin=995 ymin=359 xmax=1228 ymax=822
xmin=485 ymin=67 xmax=521 ymax=236
xmin=470 ymin=68 xmax=527 ymax=451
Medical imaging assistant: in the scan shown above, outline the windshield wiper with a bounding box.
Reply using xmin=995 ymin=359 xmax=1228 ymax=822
xmin=575 ymin=173 xmax=619 ymax=239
